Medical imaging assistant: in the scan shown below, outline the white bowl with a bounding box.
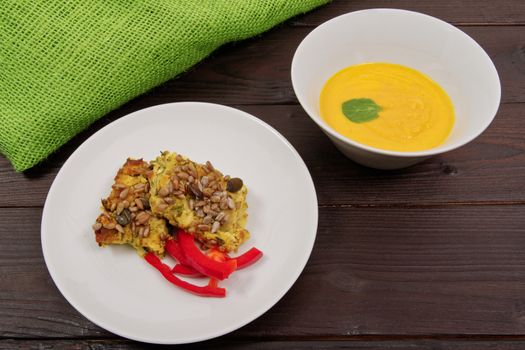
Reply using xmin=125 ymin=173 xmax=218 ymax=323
xmin=291 ymin=9 xmax=501 ymax=169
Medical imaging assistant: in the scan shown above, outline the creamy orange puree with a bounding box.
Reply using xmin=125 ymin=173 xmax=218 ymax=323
xmin=319 ymin=63 xmax=455 ymax=152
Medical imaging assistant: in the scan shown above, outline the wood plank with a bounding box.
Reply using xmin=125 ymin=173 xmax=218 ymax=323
xmin=0 ymin=23 xmax=521 ymax=119
xmin=1 ymin=103 xmax=524 ymax=207
xmin=152 ymin=25 xmax=525 ymax=105
xmin=3 ymin=339 xmax=525 ymax=350
xmin=291 ymin=0 xmax=525 ymax=26
xmin=2 ymin=206 xmax=525 ymax=338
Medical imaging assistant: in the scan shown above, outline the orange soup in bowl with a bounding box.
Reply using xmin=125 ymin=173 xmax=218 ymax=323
xmin=319 ymin=63 xmax=455 ymax=152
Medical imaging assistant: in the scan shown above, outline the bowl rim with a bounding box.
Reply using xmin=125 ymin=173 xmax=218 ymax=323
xmin=291 ymin=8 xmax=501 ymax=158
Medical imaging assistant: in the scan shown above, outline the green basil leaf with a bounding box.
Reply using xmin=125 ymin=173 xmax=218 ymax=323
xmin=342 ymin=98 xmax=382 ymax=123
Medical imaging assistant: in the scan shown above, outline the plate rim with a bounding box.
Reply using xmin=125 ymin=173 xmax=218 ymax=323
xmin=41 ymin=101 xmax=318 ymax=344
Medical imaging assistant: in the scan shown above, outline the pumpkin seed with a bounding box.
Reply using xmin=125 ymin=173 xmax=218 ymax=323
xmin=226 ymin=178 xmax=243 ymax=193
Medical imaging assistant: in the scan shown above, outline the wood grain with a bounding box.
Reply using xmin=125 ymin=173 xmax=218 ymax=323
xmin=1 ymin=103 xmax=524 ymax=207
xmin=3 ymin=339 xmax=525 ymax=350
xmin=290 ymin=0 xmax=525 ymax=26
xmin=1 ymin=1 xmax=525 ymax=347
xmin=2 ymin=206 xmax=525 ymax=338
xmin=146 ymin=25 xmax=525 ymax=105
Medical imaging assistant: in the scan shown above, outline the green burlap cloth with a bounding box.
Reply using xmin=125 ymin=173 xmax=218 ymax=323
xmin=0 ymin=0 xmax=327 ymax=171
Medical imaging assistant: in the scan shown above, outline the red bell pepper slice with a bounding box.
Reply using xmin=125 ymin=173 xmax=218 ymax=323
xmin=233 ymin=247 xmax=263 ymax=269
xmin=165 ymin=238 xmax=191 ymax=266
xmin=171 ymin=263 xmax=203 ymax=277
xmin=144 ymin=252 xmax=225 ymax=298
xmin=207 ymin=247 xmax=263 ymax=270
xmin=178 ymin=230 xmax=237 ymax=280
xmin=206 ymin=248 xmax=229 ymax=262
xmin=208 ymin=278 xmax=219 ymax=288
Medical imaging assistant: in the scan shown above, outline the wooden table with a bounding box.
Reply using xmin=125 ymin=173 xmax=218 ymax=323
xmin=1 ymin=1 xmax=524 ymax=349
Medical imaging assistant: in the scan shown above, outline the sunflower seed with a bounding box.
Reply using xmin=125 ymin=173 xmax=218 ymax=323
xmin=203 ymin=215 xmax=213 ymax=225
xmin=133 ymin=183 xmax=146 ymax=193
xmin=119 ymin=188 xmax=129 ymax=199
xmin=172 ymin=178 xmax=179 ymax=190
xmin=135 ymin=198 xmax=144 ymax=210
xmin=200 ymin=176 xmax=209 ymax=187
xmin=116 ymin=202 xmax=125 ymax=215
xmin=138 ymin=226 xmax=145 ymax=238
xmin=227 ymin=197 xmax=235 ymax=210
xmin=129 ymin=206 xmax=138 ymax=212
xmin=92 ymin=222 xmax=102 ymax=231
xmin=190 ymin=167 xmax=197 ymax=178
xmin=198 ymin=224 xmax=211 ymax=231
xmin=157 ymin=203 xmax=168 ymax=211
xmin=115 ymin=224 xmax=124 ymax=233
xmin=215 ymin=212 xmax=226 ymax=222
xmin=158 ymin=186 xmax=169 ymax=197
xmin=103 ymin=222 xmax=116 ymax=230
xmin=143 ymin=226 xmax=150 ymax=238
xmin=211 ymin=221 xmax=220 ymax=233
xmin=203 ymin=188 xmax=214 ymax=197
xmin=114 ymin=183 xmax=127 ymax=189
xmin=110 ymin=202 xmax=117 ymax=212
xmin=122 ymin=200 xmax=130 ymax=208
xmin=206 ymin=161 xmax=214 ymax=172
xmin=136 ymin=212 xmax=150 ymax=224
xmin=178 ymin=172 xmax=189 ymax=180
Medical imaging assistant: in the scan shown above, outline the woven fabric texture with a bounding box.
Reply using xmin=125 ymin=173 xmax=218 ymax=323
xmin=0 ymin=0 xmax=327 ymax=171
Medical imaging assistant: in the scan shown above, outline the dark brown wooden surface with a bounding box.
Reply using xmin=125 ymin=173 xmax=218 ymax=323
xmin=1 ymin=0 xmax=524 ymax=348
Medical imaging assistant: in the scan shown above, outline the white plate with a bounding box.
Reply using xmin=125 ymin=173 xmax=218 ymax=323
xmin=41 ymin=102 xmax=318 ymax=344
